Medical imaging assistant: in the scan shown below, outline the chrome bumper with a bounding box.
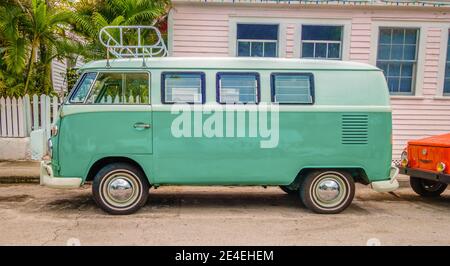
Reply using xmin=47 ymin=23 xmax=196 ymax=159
xmin=40 ymin=161 xmax=82 ymax=189
xmin=370 ymin=166 xmax=399 ymax=193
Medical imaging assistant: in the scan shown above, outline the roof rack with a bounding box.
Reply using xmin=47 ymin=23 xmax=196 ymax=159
xmin=99 ymin=25 xmax=168 ymax=67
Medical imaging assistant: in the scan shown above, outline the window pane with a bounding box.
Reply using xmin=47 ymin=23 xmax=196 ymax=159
xmin=315 ymin=43 xmax=327 ymax=58
xmin=238 ymin=41 xmax=250 ymax=57
xmin=237 ymin=24 xmax=278 ymax=40
xmin=378 ymin=45 xmax=391 ymax=60
xmin=379 ymin=29 xmax=392 ymax=44
xmin=444 ymin=79 xmax=450 ymax=94
xmin=251 ymin=42 xmax=263 ymax=57
xmin=273 ymin=74 xmax=313 ymax=103
xmin=328 ymin=43 xmax=340 ymax=59
xmin=400 ymin=78 xmax=412 ymax=93
xmin=403 ymin=45 xmax=416 ymax=60
xmin=391 ymin=45 xmax=403 ymax=60
xmin=219 ymin=74 xmax=258 ymax=104
xmin=401 ymin=63 xmax=413 ymax=78
xmin=164 ymin=73 xmax=203 ymax=103
xmin=70 ymin=72 xmax=96 ymax=103
xmin=301 ymin=25 xmax=342 ymax=41
xmin=302 ymin=43 xmax=314 ymax=58
xmin=124 ymin=73 xmax=149 ymax=104
xmin=405 ymin=29 xmax=417 ymax=45
xmin=387 ymin=77 xmax=400 ymax=93
xmin=392 ymin=29 xmax=404 ymax=44
xmin=264 ymin=42 xmax=277 ymax=57
xmin=86 ymin=73 xmax=123 ymax=104
xmin=388 ymin=63 xmax=400 ymax=77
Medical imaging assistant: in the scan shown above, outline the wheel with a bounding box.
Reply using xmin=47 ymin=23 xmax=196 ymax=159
xmin=92 ymin=162 xmax=149 ymax=215
xmin=299 ymin=170 xmax=355 ymax=214
xmin=279 ymin=185 xmax=298 ymax=195
xmin=410 ymin=177 xmax=447 ymax=197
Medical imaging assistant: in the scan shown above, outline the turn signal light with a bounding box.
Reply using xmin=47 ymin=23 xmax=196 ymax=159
xmin=401 ymin=150 xmax=408 ymax=167
xmin=437 ymin=162 xmax=446 ymax=173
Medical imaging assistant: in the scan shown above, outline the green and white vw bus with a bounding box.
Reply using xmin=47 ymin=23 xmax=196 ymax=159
xmin=40 ymin=26 xmax=399 ymax=215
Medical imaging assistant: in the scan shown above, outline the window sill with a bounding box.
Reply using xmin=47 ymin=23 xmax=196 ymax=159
xmin=433 ymin=96 xmax=450 ymax=100
xmin=390 ymin=95 xmax=426 ymax=100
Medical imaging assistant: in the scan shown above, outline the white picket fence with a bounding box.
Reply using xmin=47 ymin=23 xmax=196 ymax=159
xmin=0 ymin=94 xmax=62 ymax=138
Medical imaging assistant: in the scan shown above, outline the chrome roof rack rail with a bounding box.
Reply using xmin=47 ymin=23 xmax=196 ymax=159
xmin=99 ymin=25 xmax=168 ymax=67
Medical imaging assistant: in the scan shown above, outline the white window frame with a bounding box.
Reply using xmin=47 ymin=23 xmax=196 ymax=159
xmin=370 ymin=20 xmax=429 ymax=98
xmin=234 ymin=23 xmax=280 ymax=58
xmin=443 ymin=29 xmax=450 ymax=97
xmin=376 ymin=27 xmax=420 ymax=96
xmin=229 ymin=17 xmax=351 ymax=60
xmin=236 ymin=39 xmax=278 ymax=57
xmin=300 ymin=25 xmax=344 ymax=60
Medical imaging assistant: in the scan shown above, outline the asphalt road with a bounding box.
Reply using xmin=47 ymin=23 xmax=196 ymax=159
xmin=0 ymin=184 xmax=449 ymax=246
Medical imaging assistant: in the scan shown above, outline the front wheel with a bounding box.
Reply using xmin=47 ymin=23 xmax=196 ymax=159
xmin=92 ymin=162 xmax=149 ymax=215
xmin=410 ymin=177 xmax=447 ymax=197
xmin=299 ymin=170 xmax=355 ymax=214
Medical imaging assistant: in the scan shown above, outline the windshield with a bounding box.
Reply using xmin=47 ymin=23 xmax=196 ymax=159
xmin=69 ymin=72 xmax=97 ymax=103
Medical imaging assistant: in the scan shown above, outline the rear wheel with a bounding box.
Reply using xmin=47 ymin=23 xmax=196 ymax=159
xmin=92 ymin=162 xmax=149 ymax=215
xmin=299 ymin=170 xmax=355 ymax=214
xmin=410 ymin=177 xmax=447 ymax=197
xmin=279 ymin=185 xmax=298 ymax=195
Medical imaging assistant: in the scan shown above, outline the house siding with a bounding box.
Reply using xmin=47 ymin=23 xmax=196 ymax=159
xmin=170 ymin=2 xmax=450 ymax=160
xmin=51 ymin=59 xmax=67 ymax=92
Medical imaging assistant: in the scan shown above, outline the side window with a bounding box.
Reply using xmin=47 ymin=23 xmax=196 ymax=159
xmin=69 ymin=72 xmax=97 ymax=103
xmin=237 ymin=24 xmax=279 ymax=57
xmin=444 ymin=29 xmax=450 ymax=96
xmin=301 ymin=25 xmax=343 ymax=60
xmin=271 ymin=73 xmax=314 ymax=104
xmin=162 ymin=72 xmax=205 ymax=104
xmin=86 ymin=72 xmax=149 ymax=104
xmin=376 ymin=27 xmax=418 ymax=95
xmin=217 ymin=73 xmax=260 ymax=104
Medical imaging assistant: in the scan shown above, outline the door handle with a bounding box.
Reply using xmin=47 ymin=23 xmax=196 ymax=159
xmin=133 ymin=122 xmax=151 ymax=129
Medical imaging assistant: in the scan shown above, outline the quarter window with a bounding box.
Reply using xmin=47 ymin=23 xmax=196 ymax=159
xmin=217 ymin=73 xmax=260 ymax=104
xmin=69 ymin=72 xmax=97 ymax=103
xmin=271 ymin=73 xmax=314 ymax=104
xmin=85 ymin=73 xmax=149 ymax=104
xmin=162 ymin=72 xmax=205 ymax=104
xmin=444 ymin=30 xmax=450 ymax=96
xmin=376 ymin=28 xmax=418 ymax=95
xmin=301 ymin=25 xmax=343 ymax=60
xmin=237 ymin=24 xmax=278 ymax=57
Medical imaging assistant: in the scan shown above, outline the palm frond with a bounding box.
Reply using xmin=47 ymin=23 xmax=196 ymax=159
xmin=2 ymin=37 xmax=27 ymax=75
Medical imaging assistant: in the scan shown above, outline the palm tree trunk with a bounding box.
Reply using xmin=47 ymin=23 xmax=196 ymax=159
xmin=24 ymin=39 xmax=38 ymax=95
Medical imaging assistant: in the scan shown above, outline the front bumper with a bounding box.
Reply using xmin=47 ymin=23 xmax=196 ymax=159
xmin=370 ymin=166 xmax=400 ymax=193
xmin=399 ymin=166 xmax=450 ymax=184
xmin=40 ymin=161 xmax=82 ymax=189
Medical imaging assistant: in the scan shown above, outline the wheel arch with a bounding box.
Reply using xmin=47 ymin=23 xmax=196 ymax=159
xmin=85 ymin=156 xmax=150 ymax=185
xmin=290 ymin=167 xmax=369 ymax=189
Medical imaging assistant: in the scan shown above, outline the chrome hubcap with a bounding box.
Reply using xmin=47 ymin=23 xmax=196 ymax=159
xmin=312 ymin=174 xmax=347 ymax=208
xmin=108 ymin=177 xmax=134 ymax=202
xmin=316 ymin=179 xmax=341 ymax=202
xmin=101 ymin=171 xmax=141 ymax=209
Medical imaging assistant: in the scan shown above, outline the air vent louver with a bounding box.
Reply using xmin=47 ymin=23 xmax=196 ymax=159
xmin=341 ymin=114 xmax=368 ymax=145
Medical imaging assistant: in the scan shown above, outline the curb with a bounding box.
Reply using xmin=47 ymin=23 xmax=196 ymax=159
xmin=0 ymin=176 xmax=39 ymax=184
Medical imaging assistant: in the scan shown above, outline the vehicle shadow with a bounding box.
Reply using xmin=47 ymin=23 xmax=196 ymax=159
xmin=38 ymin=187 xmax=450 ymax=216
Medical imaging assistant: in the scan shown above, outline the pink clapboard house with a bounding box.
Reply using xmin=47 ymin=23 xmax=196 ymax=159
xmin=167 ymin=0 xmax=450 ymax=161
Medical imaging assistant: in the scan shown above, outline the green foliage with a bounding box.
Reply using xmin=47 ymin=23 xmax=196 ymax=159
xmin=0 ymin=0 xmax=170 ymax=97
xmin=0 ymin=0 xmax=83 ymax=97
xmin=71 ymin=0 xmax=170 ymax=60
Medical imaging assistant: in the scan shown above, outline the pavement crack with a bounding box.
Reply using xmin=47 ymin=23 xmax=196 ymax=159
xmin=41 ymin=225 xmax=66 ymax=246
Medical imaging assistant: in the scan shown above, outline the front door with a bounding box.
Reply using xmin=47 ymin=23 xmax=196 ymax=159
xmin=58 ymin=71 xmax=152 ymax=178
